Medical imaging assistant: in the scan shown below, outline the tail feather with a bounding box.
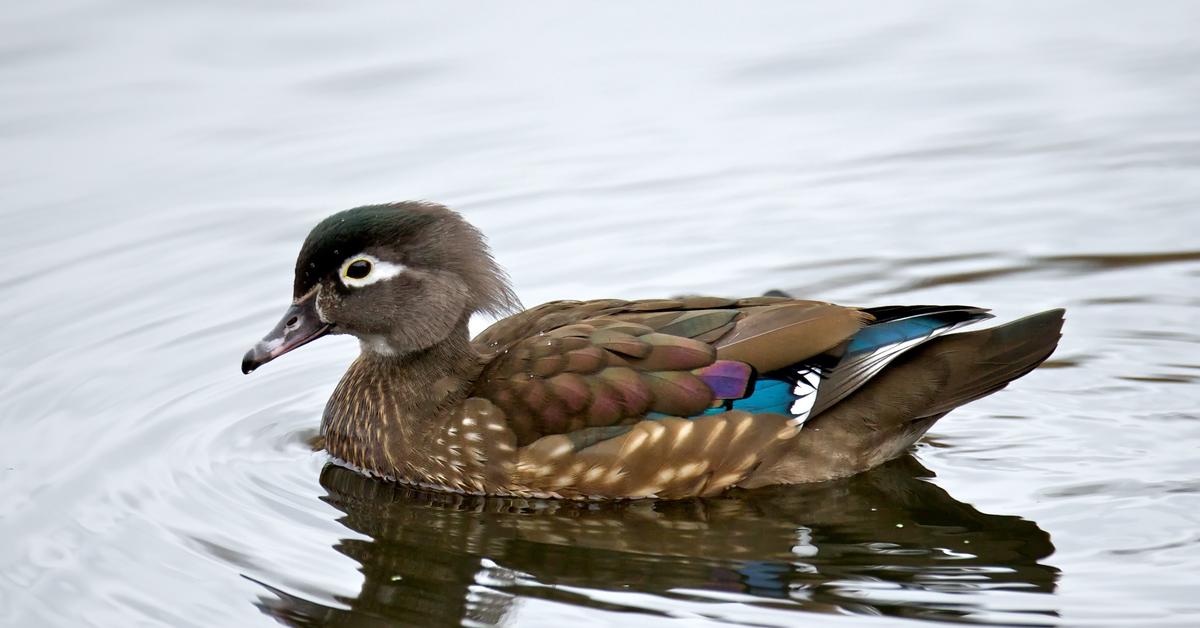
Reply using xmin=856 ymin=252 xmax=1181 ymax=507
xmin=916 ymin=308 xmax=1065 ymax=417
xmin=810 ymin=305 xmax=994 ymax=417
xmin=773 ymin=309 xmax=1065 ymax=479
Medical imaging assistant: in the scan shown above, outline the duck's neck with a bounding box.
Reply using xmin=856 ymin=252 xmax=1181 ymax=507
xmin=321 ymin=323 xmax=479 ymax=478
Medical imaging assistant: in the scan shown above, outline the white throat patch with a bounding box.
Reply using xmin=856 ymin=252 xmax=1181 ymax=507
xmin=359 ymin=334 xmax=399 ymax=356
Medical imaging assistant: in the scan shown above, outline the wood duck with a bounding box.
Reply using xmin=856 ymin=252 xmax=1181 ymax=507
xmin=242 ymin=202 xmax=1064 ymax=500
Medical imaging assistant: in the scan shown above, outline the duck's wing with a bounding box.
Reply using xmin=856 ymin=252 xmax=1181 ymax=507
xmin=471 ymin=296 xmax=871 ymax=446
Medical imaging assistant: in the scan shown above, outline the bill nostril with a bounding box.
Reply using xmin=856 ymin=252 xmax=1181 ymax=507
xmin=286 ymin=316 xmax=299 ymax=327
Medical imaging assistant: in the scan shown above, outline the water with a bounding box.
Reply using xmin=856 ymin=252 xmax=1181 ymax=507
xmin=3 ymin=2 xmax=1200 ymax=626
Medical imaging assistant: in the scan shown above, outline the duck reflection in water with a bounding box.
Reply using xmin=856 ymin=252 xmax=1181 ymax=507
xmin=252 ymin=455 xmax=1058 ymax=626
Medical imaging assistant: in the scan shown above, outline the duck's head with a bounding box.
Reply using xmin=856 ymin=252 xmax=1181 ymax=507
xmin=241 ymin=202 xmax=519 ymax=374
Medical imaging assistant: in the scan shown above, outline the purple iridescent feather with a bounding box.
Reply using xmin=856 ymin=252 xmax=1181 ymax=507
xmin=693 ymin=360 xmax=753 ymax=399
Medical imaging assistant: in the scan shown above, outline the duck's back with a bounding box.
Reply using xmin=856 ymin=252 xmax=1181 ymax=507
xmin=466 ymin=297 xmax=1062 ymax=498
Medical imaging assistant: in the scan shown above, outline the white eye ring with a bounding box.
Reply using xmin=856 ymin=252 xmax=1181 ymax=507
xmin=339 ymin=253 xmax=407 ymax=288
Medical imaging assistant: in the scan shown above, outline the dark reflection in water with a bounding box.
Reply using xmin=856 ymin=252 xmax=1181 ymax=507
xmin=255 ymin=457 xmax=1057 ymax=627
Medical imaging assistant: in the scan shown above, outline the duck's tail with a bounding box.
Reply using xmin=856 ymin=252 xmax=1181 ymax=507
xmin=744 ymin=308 xmax=1065 ymax=486
xmin=906 ymin=308 xmax=1065 ymax=416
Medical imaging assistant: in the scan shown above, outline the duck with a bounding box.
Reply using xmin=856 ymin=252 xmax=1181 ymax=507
xmin=242 ymin=202 xmax=1064 ymax=500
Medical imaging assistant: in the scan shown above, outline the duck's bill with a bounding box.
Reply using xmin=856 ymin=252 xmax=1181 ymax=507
xmin=241 ymin=294 xmax=332 ymax=374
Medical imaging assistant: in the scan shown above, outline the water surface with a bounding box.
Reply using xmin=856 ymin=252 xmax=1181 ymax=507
xmin=3 ymin=3 xmax=1200 ymax=626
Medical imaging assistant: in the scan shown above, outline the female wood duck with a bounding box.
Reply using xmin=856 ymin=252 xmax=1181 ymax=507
xmin=242 ymin=202 xmax=1064 ymax=500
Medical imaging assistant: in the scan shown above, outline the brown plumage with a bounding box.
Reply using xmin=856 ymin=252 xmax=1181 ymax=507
xmin=242 ymin=202 xmax=1065 ymax=499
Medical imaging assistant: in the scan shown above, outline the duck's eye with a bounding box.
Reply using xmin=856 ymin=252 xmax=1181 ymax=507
xmin=339 ymin=253 xmax=405 ymax=288
xmin=345 ymin=259 xmax=372 ymax=279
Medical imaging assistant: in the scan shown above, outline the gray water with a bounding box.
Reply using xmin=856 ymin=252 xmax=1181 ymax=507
xmin=4 ymin=2 xmax=1200 ymax=626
